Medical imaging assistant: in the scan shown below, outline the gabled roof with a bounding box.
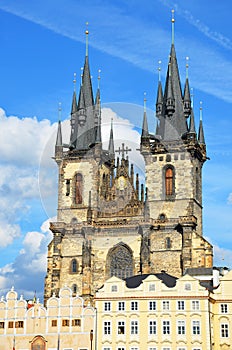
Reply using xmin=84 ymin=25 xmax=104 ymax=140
xmin=125 ymin=272 xmax=177 ymax=289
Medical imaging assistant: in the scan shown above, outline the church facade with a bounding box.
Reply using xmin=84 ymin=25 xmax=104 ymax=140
xmin=44 ymin=22 xmax=213 ymax=303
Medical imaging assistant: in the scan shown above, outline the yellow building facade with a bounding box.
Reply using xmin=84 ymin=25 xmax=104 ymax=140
xmin=0 ymin=286 xmax=95 ymax=350
xmin=95 ymin=273 xmax=211 ymax=350
xmin=210 ymin=270 xmax=232 ymax=350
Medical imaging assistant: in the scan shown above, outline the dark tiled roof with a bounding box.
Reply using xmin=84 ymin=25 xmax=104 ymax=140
xmin=125 ymin=272 xmax=177 ymax=289
xmin=184 ymin=267 xmax=213 ymax=276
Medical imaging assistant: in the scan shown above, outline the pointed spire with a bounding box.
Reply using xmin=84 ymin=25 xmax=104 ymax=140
xmin=142 ymin=92 xmax=149 ymax=137
xmin=95 ymin=69 xmax=102 ymax=144
xmin=166 ymin=62 xmax=175 ymax=116
xmin=156 ymin=62 xmax=163 ymax=118
xmin=55 ymin=103 xmax=63 ymax=160
xmin=183 ymin=57 xmax=191 ymax=118
xmin=189 ymin=108 xmax=196 ymax=134
xmin=156 ymin=19 xmax=188 ymax=141
xmin=56 ymin=103 xmax=63 ymax=147
xmin=94 ymin=70 xmax=101 ymax=114
xmin=198 ymin=101 xmax=205 ymax=145
xmin=108 ymin=118 xmax=115 ymax=158
xmin=71 ymin=73 xmax=78 ymax=114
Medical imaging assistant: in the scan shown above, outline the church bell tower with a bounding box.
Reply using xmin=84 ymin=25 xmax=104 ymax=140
xmin=140 ymin=11 xmax=212 ymax=276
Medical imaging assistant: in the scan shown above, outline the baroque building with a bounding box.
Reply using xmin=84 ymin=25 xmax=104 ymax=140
xmin=44 ymin=16 xmax=213 ymax=303
xmin=95 ymin=268 xmax=232 ymax=350
xmin=0 ymin=286 xmax=95 ymax=350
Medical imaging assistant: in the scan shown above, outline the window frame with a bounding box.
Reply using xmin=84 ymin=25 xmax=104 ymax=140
xmin=103 ymin=321 xmax=111 ymax=335
xmin=118 ymin=301 xmax=125 ymax=311
xmin=162 ymin=300 xmax=170 ymax=311
xmin=117 ymin=320 xmax=125 ymax=335
xmin=162 ymin=320 xmax=170 ymax=335
xmin=221 ymin=323 xmax=229 ymax=338
xmin=192 ymin=300 xmax=200 ymax=311
xmin=149 ymin=320 xmax=157 ymax=335
xmin=177 ymin=300 xmax=185 ymax=311
xmin=220 ymin=303 xmax=228 ymax=314
xmin=131 ymin=301 xmax=138 ymax=311
xmin=130 ymin=320 xmax=139 ymax=335
xmin=192 ymin=320 xmax=200 ymax=335
xmin=149 ymin=301 xmax=156 ymax=311
xmin=104 ymin=302 xmax=111 ymax=312
xmin=177 ymin=320 xmax=186 ymax=335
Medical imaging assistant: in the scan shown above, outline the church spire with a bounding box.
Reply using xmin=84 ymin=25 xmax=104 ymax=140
xmin=141 ymin=92 xmax=149 ymax=137
xmin=69 ymin=25 xmax=96 ymax=150
xmin=108 ymin=118 xmax=115 ymax=159
xmin=55 ymin=103 xmax=63 ymax=160
xmin=95 ymin=70 xmax=102 ymax=144
xmin=183 ymin=57 xmax=191 ymax=118
xmin=155 ymin=10 xmax=188 ymax=141
xmin=198 ymin=102 xmax=205 ymax=145
xmin=156 ymin=61 xmax=163 ymax=117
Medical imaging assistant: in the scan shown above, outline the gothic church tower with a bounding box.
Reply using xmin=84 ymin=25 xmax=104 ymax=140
xmin=140 ymin=12 xmax=212 ymax=276
xmin=44 ymin=17 xmax=213 ymax=303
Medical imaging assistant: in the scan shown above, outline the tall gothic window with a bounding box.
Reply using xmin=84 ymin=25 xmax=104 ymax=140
xmin=164 ymin=166 xmax=175 ymax=198
xmin=75 ymin=173 xmax=83 ymax=204
xmin=70 ymin=259 xmax=78 ymax=273
xmin=107 ymin=244 xmax=133 ymax=279
xmin=165 ymin=168 xmax=173 ymax=195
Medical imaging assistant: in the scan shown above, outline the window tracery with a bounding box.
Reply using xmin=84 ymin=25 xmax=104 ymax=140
xmin=107 ymin=244 xmax=133 ymax=279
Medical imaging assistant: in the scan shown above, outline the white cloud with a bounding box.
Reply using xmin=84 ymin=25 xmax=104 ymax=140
xmin=0 ymin=223 xmax=20 ymax=248
xmin=0 ymin=108 xmax=57 ymax=248
xmin=0 ymin=217 xmax=54 ymax=298
xmin=0 ymin=108 xmax=56 ymax=166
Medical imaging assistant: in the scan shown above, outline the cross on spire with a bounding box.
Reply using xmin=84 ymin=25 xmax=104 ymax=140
xmin=115 ymin=143 xmax=132 ymax=159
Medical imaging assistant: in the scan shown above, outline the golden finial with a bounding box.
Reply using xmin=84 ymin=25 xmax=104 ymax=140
xmin=171 ymin=9 xmax=175 ymax=23
xmin=158 ymin=60 xmax=162 ymax=81
xmin=186 ymin=56 xmax=189 ymax=78
xmin=85 ymin=22 xmax=89 ymax=56
xmin=171 ymin=9 xmax=175 ymax=44
xmin=85 ymin=21 xmax=89 ymax=35
xmin=73 ymin=72 xmax=77 ymax=91
xmin=98 ymin=69 xmax=101 ymax=89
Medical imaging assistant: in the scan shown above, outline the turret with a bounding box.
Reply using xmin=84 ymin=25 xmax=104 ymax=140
xmin=198 ymin=102 xmax=205 ymax=145
xmin=183 ymin=58 xmax=191 ymax=118
xmin=141 ymin=93 xmax=149 ymax=138
xmin=108 ymin=119 xmax=115 ymax=160
xmin=55 ymin=103 xmax=63 ymax=161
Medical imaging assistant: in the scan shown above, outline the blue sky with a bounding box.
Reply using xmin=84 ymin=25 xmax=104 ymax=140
xmin=0 ymin=0 xmax=231 ymax=300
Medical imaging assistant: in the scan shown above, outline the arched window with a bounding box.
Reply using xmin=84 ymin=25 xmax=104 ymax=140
xmin=31 ymin=336 xmax=46 ymax=350
xmin=165 ymin=167 xmax=173 ymax=196
xmin=107 ymin=244 xmax=133 ymax=279
xmin=71 ymin=259 xmax=78 ymax=273
xmin=75 ymin=173 xmax=83 ymax=204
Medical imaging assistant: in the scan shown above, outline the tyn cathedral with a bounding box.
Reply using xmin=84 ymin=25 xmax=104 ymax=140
xmin=44 ymin=22 xmax=213 ymax=304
